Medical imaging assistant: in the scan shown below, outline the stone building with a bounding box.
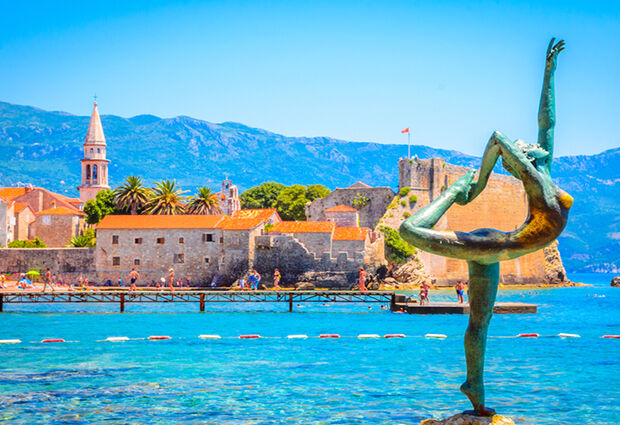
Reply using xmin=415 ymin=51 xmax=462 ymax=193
xmin=0 ymin=187 xmax=86 ymax=247
xmin=95 ymin=210 xmax=276 ymax=284
xmin=78 ymin=101 xmax=110 ymax=202
xmin=324 ymin=204 xmax=359 ymax=227
xmin=217 ymin=178 xmax=241 ymax=215
xmin=305 ymin=181 xmax=394 ymax=228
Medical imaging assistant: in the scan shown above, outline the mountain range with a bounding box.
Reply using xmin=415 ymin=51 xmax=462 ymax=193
xmin=0 ymin=100 xmax=618 ymax=273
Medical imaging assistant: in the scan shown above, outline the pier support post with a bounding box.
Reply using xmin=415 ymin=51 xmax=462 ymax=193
xmin=0 ymin=295 xmax=3 ymax=312
xmin=120 ymin=294 xmax=125 ymax=313
xmin=390 ymin=294 xmax=396 ymax=311
xmin=289 ymin=294 xmax=293 ymax=312
xmin=199 ymin=293 xmax=205 ymax=312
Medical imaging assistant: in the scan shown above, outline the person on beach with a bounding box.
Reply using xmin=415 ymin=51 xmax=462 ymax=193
xmin=164 ymin=268 xmax=175 ymax=291
xmin=239 ymin=278 xmax=246 ymax=290
xmin=420 ymin=282 xmax=430 ymax=305
xmin=273 ymin=269 xmax=281 ymax=290
xmin=42 ymin=268 xmax=54 ymax=292
xmin=456 ymin=280 xmax=465 ymax=304
xmin=0 ymin=274 xmax=7 ymax=289
xmin=128 ymin=268 xmax=140 ymax=291
xmin=248 ymin=270 xmax=261 ymax=291
xmin=358 ymin=267 xmax=367 ymax=292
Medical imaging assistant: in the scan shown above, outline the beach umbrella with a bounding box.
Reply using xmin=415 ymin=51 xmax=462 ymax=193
xmin=26 ymin=270 xmax=40 ymax=276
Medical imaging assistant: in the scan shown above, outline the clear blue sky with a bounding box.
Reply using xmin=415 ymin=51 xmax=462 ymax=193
xmin=1 ymin=0 xmax=618 ymax=157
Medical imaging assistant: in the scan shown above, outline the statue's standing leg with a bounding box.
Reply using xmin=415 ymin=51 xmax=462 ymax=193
xmin=461 ymin=260 xmax=499 ymax=416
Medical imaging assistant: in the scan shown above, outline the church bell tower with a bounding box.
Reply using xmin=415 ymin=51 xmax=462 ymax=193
xmin=78 ymin=101 xmax=111 ymax=202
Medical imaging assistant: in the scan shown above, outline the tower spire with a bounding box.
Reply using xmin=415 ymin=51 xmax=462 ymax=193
xmin=84 ymin=100 xmax=106 ymax=145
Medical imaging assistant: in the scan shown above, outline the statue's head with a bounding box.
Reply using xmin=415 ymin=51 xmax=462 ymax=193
xmin=501 ymin=139 xmax=550 ymax=179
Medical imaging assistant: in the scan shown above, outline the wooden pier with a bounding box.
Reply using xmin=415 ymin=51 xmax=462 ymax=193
xmin=390 ymin=294 xmax=537 ymax=314
xmin=0 ymin=290 xmax=394 ymax=313
xmin=0 ymin=290 xmax=537 ymax=314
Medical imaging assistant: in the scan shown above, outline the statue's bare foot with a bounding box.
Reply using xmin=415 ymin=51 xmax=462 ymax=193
xmin=460 ymin=380 xmax=495 ymax=416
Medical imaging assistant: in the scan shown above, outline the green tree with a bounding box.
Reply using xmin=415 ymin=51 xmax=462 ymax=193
xmin=306 ymin=184 xmax=330 ymax=202
xmin=144 ymin=179 xmax=188 ymax=215
xmin=275 ymin=184 xmax=309 ymax=221
xmin=69 ymin=228 xmax=96 ymax=247
xmin=84 ymin=189 xmax=118 ymax=225
xmin=240 ymin=182 xmax=286 ymax=209
xmin=187 ymin=186 xmax=222 ymax=215
xmin=114 ymin=176 xmax=151 ymax=215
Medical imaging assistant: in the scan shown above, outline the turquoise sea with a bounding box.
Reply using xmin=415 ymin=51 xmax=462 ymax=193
xmin=0 ymin=272 xmax=618 ymax=424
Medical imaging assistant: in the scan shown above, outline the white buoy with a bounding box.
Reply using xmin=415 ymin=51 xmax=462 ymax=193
xmin=358 ymin=334 xmax=380 ymax=339
xmin=425 ymin=333 xmax=447 ymax=339
xmin=105 ymin=336 xmax=130 ymax=342
xmin=0 ymin=339 xmax=21 ymax=344
xmin=558 ymin=333 xmax=580 ymax=338
xmin=287 ymin=335 xmax=308 ymax=339
xmin=199 ymin=335 xmax=222 ymax=339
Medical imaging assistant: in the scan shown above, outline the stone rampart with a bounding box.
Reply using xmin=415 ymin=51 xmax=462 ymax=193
xmin=254 ymin=234 xmax=371 ymax=288
xmin=0 ymin=248 xmax=97 ymax=282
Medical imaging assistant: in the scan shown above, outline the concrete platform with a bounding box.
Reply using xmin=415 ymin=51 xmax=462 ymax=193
xmin=394 ymin=301 xmax=537 ymax=314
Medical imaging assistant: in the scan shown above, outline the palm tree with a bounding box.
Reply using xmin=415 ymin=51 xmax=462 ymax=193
xmin=114 ymin=176 xmax=152 ymax=215
xmin=186 ymin=186 xmax=222 ymax=215
xmin=144 ymin=179 xmax=188 ymax=215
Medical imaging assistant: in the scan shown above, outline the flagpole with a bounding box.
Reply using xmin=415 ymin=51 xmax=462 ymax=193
xmin=408 ymin=130 xmax=411 ymax=159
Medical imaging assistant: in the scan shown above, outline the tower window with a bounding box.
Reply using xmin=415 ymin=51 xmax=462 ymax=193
xmin=90 ymin=148 xmax=94 ymax=154
xmin=97 ymin=148 xmax=101 ymax=153
xmin=85 ymin=165 xmax=91 ymax=181
xmin=156 ymin=237 xmax=165 ymax=244
xmin=112 ymin=235 xmax=119 ymax=244
xmin=93 ymin=165 xmax=98 ymax=180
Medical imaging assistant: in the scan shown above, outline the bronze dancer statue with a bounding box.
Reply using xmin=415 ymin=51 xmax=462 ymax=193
xmin=399 ymin=39 xmax=571 ymax=416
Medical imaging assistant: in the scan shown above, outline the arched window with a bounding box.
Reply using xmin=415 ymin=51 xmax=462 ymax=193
xmin=97 ymin=148 xmax=101 ymax=153
xmin=93 ymin=165 xmax=98 ymax=181
xmin=90 ymin=148 xmax=94 ymax=154
xmin=85 ymin=165 xmax=91 ymax=181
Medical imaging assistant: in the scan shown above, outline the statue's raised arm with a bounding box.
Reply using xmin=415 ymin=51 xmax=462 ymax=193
xmin=537 ymin=38 xmax=564 ymax=174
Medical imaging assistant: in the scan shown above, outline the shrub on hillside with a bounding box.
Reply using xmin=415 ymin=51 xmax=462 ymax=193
xmin=399 ymin=187 xmax=411 ymax=197
xmin=409 ymin=194 xmax=418 ymax=204
xmin=379 ymin=226 xmax=416 ymax=264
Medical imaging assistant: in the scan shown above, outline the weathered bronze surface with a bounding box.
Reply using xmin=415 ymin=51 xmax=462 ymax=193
xmin=399 ymin=39 xmax=570 ymax=416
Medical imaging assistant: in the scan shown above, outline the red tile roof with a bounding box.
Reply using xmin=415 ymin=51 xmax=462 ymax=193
xmin=268 ymin=221 xmax=335 ymax=234
xmin=232 ymin=208 xmax=281 ymax=222
xmin=324 ymin=204 xmax=358 ymax=213
xmin=216 ymin=217 xmax=265 ymax=230
xmin=13 ymin=202 xmax=30 ymax=214
xmin=333 ymin=227 xmax=370 ymax=241
xmin=37 ymin=206 xmax=86 ymax=216
xmin=97 ymin=214 xmax=225 ymax=229
xmin=0 ymin=187 xmax=28 ymax=201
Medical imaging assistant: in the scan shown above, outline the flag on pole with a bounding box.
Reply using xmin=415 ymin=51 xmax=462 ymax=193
xmin=401 ymin=128 xmax=410 ymax=134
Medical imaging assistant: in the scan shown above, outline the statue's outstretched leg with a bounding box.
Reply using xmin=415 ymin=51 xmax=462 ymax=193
xmin=461 ymin=260 xmax=499 ymax=417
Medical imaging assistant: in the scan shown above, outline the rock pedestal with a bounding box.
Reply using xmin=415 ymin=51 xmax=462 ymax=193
xmin=611 ymin=276 xmax=620 ymax=287
xmin=420 ymin=413 xmax=515 ymax=425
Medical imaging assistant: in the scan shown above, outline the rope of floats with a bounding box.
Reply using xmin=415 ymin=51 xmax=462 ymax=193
xmin=0 ymin=334 xmax=619 ymax=344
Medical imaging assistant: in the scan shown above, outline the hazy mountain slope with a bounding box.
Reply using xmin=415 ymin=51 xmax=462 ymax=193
xmin=0 ymin=101 xmax=617 ymax=273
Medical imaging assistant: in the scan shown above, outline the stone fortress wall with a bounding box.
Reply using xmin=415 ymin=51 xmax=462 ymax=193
xmin=0 ymin=248 xmax=97 ymax=282
xmin=305 ymin=182 xmax=394 ymax=229
xmin=381 ymin=157 xmax=560 ymax=285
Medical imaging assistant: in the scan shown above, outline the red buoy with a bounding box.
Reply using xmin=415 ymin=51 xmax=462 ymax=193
xmin=603 ymin=335 xmax=620 ymax=339
xmin=239 ymin=335 xmax=261 ymax=339
xmin=148 ymin=335 xmax=171 ymax=340
xmin=319 ymin=334 xmax=340 ymax=338
xmin=384 ymin=334 xmax=406 ymax=338
xmin=518 ymin=333 xmax=539 ymax=338
xmin=41 ymin=338 xmax=65 ymax=343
